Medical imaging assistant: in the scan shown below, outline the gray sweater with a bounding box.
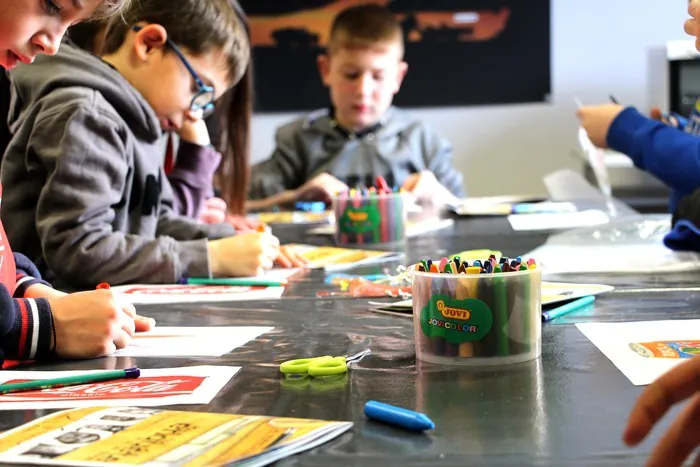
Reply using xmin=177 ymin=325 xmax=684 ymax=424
xmin=1 ymin=43 xmax=234 ymax=287
xmin=249 ymin=107 xmax=465 ymax=199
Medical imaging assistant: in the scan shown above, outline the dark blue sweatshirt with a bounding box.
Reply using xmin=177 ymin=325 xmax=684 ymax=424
xmin=606 ymin=107 xmax=700 ymax=214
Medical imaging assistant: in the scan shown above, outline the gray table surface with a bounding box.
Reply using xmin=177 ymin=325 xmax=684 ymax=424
xmin=2 ymin=207 xmax=697 ymax=466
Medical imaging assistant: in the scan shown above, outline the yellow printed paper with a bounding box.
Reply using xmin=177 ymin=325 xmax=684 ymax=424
xmin=0 ymin=407 xmax=352 ymax=467
xmin=287 ymin=244 xmax=396 ymax=270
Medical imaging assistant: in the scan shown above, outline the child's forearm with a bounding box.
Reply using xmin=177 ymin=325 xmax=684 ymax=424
xmin=23 ymin=283 xmax=66 ymax=300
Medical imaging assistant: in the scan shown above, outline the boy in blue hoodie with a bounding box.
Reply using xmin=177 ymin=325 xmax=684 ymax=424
xmin=577 ymin=97 xmax=700 ymax=251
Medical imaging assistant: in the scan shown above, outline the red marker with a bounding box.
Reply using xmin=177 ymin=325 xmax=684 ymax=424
xmin=375 ymin=175 xmax=391 ymax=193
xmin=96 ymin=282 xmax=111 ymax=290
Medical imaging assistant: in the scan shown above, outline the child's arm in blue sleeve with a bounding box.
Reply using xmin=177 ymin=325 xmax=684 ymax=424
xmin=607 ymin=107 xmax=700 ymax=195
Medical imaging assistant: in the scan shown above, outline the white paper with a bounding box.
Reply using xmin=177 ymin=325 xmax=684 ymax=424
xmin=112 ymin=326 xmax=273 ymax=357
xmin=109 ymin=269 xmax=299 ymax=304
xmin=507 ymin=209 xmax=610 ymax=231
xmin=576 ymin=320 xmax=700 ymax=386
xmin=0 ymin=366 xmax=239 ymax=410
xmin=109 ymin=285 xmax=285 ymax=304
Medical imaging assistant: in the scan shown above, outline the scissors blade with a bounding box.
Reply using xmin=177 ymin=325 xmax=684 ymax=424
xmin=345 ymin=348 xmax=371 ymax=363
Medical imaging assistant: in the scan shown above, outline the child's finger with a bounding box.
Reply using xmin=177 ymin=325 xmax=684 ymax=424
xmin=135 ymin=315 xmax=156 ymax=332
xmin=200 ymin=209 xmax=225 ymax=224
xmin=275 ymin=252 xmax=292 ymax=268
xmin=205 ymin=197 xmax=227 ymax=211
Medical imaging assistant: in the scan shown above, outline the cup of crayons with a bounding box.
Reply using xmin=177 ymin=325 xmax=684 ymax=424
xmin=332 ymin=176 xmax=406 ymax=246
xmin=410 ymin=254 xmax=542 ymax=366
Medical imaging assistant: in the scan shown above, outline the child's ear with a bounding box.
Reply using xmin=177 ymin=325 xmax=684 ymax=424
xmin=317 ymin=54 xmax=331 ymax=86
xmin=132 ymin=24 xmax=168 ymax=62
xmin=394 ymin=61 xmax=408 ymax=93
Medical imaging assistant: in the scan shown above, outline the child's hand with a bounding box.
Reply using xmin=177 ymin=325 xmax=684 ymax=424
xmin=225 ymin=213 xmax=264 ymax=232
xmin=402 ymin=170 xmax=458 ymax=206
xmin=686 ymin=1 xmax=700 ymax=51
xmin=275 ymin=244 xmax=309 ymax=268
xmin=199 ymin=197 xmax=227 ymax=224
xmin=48 ymin=289 xmax=148 ymax=359
xmin=623 ymin=356 xmax=700 ymax=467
xmin=576 ymin=104 xmax=625 ymax=148
xmin=177 ymin=110 xmax=211 ymax=147
xmin=295 ymin=173 xmax=348 ymax=203
xmin=208 ymin=232 xmax=280 ymax=276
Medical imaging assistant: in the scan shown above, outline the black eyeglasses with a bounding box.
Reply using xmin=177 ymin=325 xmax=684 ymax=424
xmin=132 ymin=25 xmax=215 ymax=117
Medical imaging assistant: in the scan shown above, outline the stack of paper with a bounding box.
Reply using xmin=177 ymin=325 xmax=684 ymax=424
xmin=0 ymin=406 xmax=352 ymax=466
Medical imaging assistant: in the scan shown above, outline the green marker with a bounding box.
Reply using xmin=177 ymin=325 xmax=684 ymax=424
xmin=0 ymin=368 xmax=140 ymax=395
xmin=187 ymin=277 xmax=288 ymax=287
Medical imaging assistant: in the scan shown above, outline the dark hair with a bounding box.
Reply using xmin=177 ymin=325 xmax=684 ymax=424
xmin=67 ymin=20 xmax=107 ymax=54
xmin=328 ymin=4 xmax=403 ymax=55
xmin=102 ymin=0 xmax=252 ymax=214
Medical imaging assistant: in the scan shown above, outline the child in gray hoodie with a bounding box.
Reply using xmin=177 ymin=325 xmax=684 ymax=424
xmin=2 ymin=0 xmax=282 ymax=288
xmin=248 ymin=4 xmax=466 ymax=211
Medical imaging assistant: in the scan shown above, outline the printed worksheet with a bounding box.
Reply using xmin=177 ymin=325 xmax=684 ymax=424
xmin=0 ymin=366 xmax=239 ymax=410
xmin=576 ymin=320 xmax=700 ymax=385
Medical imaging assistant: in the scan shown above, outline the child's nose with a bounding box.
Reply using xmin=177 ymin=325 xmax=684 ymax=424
xmin=32 ymin=31 xmax=62 ymax=56
xmin=356 ymin=74 xmax=374 ymax=98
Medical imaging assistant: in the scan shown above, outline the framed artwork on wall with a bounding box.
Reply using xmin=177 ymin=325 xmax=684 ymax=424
xmin=242 ymin=0 xmax=551 ymax=112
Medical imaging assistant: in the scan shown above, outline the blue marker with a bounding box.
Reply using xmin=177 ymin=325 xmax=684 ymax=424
xmin=542 ymin=295 xmax=595 ymax=322
xmin=364 ymin=400 xmax=435 ymax=432
xmin=295 ymin=201 xmax=326 ymax=212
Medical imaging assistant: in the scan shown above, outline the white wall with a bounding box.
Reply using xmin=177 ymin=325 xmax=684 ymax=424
xmin=250 ymin=0 xmax=691 ymax=196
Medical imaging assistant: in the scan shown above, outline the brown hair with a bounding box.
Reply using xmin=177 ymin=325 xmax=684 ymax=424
xmin=91 ymin=0 xmax=132 ymax=20
xmin=102 ymin=0 xmax=252 ymax=214
xmin=327 ymin=4 xmax=403 ymax=55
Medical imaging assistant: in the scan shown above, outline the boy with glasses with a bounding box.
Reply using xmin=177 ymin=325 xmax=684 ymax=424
xmin=1 ymin=0 xmax=282 ymax=288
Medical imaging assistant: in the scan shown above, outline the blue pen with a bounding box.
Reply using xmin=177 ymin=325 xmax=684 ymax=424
xmin=542 ymin=295 xmax=595 ymax=322
xmin=364 ymin=400 xmax=435 ymax=432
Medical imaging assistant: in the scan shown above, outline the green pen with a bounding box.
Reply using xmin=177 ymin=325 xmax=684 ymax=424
xmin=0 ymin=368 xmax=140 ymax=395
xmin=186 ymin=277 xmax=288 ymax=287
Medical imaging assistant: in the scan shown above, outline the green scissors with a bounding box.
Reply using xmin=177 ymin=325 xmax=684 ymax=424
xmin=279 ymin=349 xmax=371 ymax=377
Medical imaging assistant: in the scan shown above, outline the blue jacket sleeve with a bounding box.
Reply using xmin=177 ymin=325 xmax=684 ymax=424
xmin=0 ymin=283 xmax=54 ymax=365
xmin=13 ymin=253 xmax=51 ymax=298
xmin=607 ymin=108 xmax=700 ymax=205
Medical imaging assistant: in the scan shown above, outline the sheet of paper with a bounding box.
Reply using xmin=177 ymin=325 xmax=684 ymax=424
xmin=0 ymin=366 xmax=238 ymax=410
xmin=507 ymin=209 xmax=610 ymax=231
xmin=251 ymin=211 xmax=332 ymax=224
xmin=112 ymin=326 xmax=273 ymax=357
xmin=451 ymin=200 xmax=575 ymax=217
xmin=308 ymin=217 xmax=454 ymax=237
xmin=287 ymin=244 xmax=401 ymax=271
xmin=526 ymin=243 xmax=700 ymax=275
xmin=0 ymin=406 xmax=353 ymax=467
xmin=110 ymin=269 xmax=299 ymax=304
xmin=109 ymin=284 xmax=285 ymax=304
xmin=447 ymin=195 xmax=545 ymax=213
xmin=576 ymin=320 xmax=700 ymax=385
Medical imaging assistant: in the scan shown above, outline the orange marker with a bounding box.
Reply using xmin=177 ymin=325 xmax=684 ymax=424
xmin=256 ymin=223 xmax=271 ymax=234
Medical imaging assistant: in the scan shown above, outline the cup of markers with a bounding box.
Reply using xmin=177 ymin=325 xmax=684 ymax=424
xmin=410 ymin=254 xmax=542 ymax=366
xmin=332 ymin=183 xmax=406 ymax=246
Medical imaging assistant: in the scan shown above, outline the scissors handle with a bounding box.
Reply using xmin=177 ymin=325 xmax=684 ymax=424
xmin=280 ymin=356 xmax=333 ymax=375
xmin=308 ymin=357 xmax=347 ymax=377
